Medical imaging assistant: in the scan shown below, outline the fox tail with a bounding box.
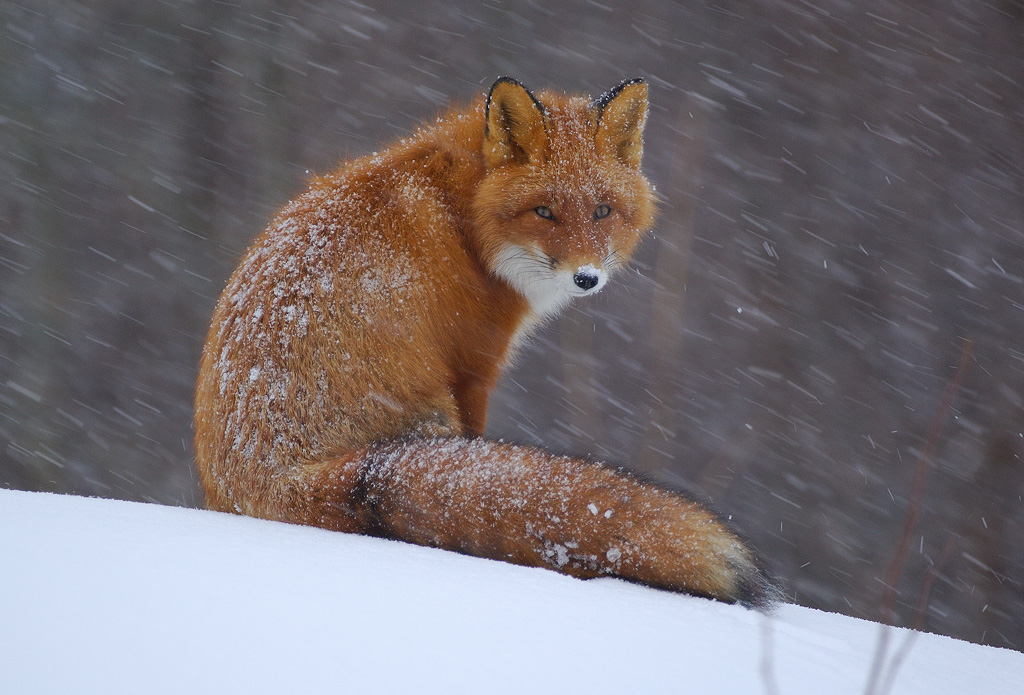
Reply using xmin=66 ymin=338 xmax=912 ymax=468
xmin=283 ymin=436 xmax=778 ymax=607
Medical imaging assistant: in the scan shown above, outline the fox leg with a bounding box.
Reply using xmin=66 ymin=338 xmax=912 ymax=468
xmin=289 ymin=436 xmax=776 ymax=607
xmin=451 ymin=371 xmax=497 ymax=436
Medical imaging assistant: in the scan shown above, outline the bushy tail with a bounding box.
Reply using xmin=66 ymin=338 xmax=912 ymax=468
xmin=282 ymin=436 xmax=778 ymax=608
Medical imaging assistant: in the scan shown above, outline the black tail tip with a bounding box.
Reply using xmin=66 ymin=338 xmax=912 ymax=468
xmin=735 ymin=564 xmax=785 ymax=611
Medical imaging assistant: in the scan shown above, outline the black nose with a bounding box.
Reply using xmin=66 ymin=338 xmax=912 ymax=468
xmin=573 ymin=271 xmax=600 ymax=291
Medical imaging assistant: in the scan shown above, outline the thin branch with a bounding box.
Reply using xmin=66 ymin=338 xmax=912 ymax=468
xmin=881 ymin=338 xmax=974 ymax=625
xmin=912 ymin=537 xmax=959 ymax=632
xmin=863 ymin=338 xmax=973 ymax=695
xmin=876 ymin=538 xmax=959 ymax=695
xmin=760 ymin=614 xmax=783 ymax=695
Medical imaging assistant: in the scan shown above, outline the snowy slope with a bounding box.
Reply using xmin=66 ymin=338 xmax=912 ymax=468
xmin=1 ymin=489 xmax=1020 ymax=694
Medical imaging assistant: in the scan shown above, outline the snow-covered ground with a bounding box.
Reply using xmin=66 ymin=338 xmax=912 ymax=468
xmin=1 ymin=488 xmax=1019 ymax=694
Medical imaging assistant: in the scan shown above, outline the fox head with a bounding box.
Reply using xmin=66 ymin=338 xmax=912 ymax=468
xmin=472 ymin=77 xmax=656 ymax=319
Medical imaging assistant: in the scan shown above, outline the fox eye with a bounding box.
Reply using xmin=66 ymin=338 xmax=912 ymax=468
xmin=594 ymin=204 xmax=612 ymax=220
xmin=534 ymin=206 xmax=554 ymax=220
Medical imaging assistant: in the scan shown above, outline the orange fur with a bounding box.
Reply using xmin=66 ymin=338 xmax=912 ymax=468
xmin=194 ymin=78 xmax=776 ymax=606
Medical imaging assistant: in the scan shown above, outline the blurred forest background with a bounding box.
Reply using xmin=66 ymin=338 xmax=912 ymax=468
xmin=2 ymin=0 xmax=1022 ymax=649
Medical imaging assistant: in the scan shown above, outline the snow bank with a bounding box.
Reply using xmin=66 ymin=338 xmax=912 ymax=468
xmin=1 ymin=489 xmax=1019 ymax=694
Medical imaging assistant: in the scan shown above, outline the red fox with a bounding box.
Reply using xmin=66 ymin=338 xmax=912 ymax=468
xmin=194 ymin=77 xmax=776 ymax=606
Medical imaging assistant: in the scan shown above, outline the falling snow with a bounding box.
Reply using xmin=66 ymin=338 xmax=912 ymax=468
xmin=2 ymin=0 xmax=1023 ymax=651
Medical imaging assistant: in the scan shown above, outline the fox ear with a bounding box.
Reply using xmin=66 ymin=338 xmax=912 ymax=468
xmin=484 ymin=77 xmax=548 ymax=168
xmin=593 ymin=78 xmax=648 ymax=168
